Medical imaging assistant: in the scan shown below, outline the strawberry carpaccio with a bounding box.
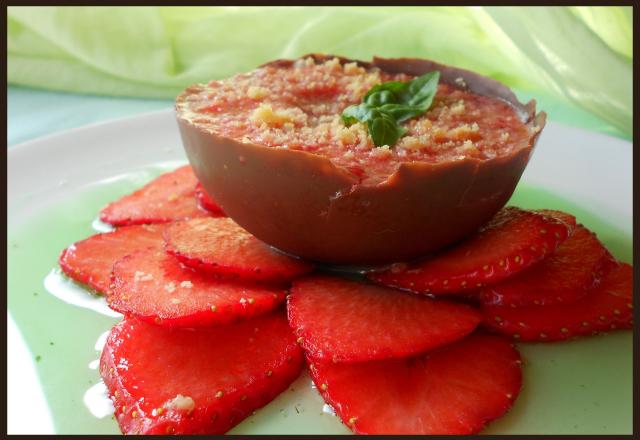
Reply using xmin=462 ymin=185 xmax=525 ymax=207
xmin=55 ymin=164 xmax=632 ymax=434
xmin=176 ymin=56 xmax=534 ymax=185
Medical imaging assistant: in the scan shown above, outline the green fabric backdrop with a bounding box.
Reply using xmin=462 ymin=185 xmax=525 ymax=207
xmin=7 ymin=6 xmax=632 ymax=138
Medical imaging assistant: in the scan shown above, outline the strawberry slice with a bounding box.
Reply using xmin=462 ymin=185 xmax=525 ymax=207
xmin=482 ymin=262 xmax=633 ymax=342
xmin=308 ymin=333 xmax=522 ymax=434
xmin=368 ymin=207 xmax=573 ymax=295
xmin=58 ymin=224 xmax=163 ymax=294
xmin=164 ymin=217 xmax=314 ymax=283
xmin=537 ymin=209 xmax=577 ymax=228
xmin=195 ymin=182 xmax=225 ymax=215
xmin=108 ymin=248 xmax=286 ymax=327
xmin=100 ymin=165 xmax=209 ymax=226
xmin=479 ymin=226 xmax=613 ymax=306
xmin=288 ymin=276 xmax=481 ymax=362
xmin=101 ymin=314 xmax=303 ymax=435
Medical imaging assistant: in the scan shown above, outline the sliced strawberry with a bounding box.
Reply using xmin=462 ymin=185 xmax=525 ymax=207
xmin=482 ymin=262 xmax=633 ymax=342
xmin=479 ymin=226 xmax=612 ymax=306
xmin=58 ymin=224 xmax=163 ymax=294
xmin=368 ymin=207 xmax=573 ymax=295
xmin=195 ymin=182 xmax=225 ymax=215
xmin=288 ymin=276 xmax=481 ymax=362
xmin=164 ymin=217 xmax=314 ymax=283
xmin=537 ymin=209 xmax=577 ymax=228
xmin=100 ymin=165 xmax=209 ymax=226
xmin=308 ymin=333 xmax=522 ymax=434
xmin=108 ymin=248 xmax=286 ymax=327
xmin=101 ymin=314 xmax=303 ymax=435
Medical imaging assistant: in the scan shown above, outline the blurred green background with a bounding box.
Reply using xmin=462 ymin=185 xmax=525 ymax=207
xmin=7 ymin=6 xmax=632 ymax=143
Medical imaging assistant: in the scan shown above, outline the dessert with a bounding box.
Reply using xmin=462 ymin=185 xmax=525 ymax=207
xmin=163 ymin=217 xmax=314 ymax=283
xmin=100 ymin=313 xmax=303 ymax=434
xmin=58 ymin=224 xmax=164 ymax=294
xmin=478 ymin=225 xmax=613 ymax=307
xmin=176 ymin=55 xmax=546 ymax=265
xmin=52 ymin=54 xmax=631 ymax=436
xmin=288 ymin=276 xmax=481 ymax=362
xmin=369 ymin=207 xmax=574 ymax=294
xmin=482 ymin=262 xmax=632 ymax=342
xmin=308 ymin=333 xmax=522 ymax=435
xmin=108 ymin=249 xmax=286 ymax=328
xmin=100 ymin=165 xmax=217 ymax=226
xmin=55 ymin=165 xmax=633 ymax=435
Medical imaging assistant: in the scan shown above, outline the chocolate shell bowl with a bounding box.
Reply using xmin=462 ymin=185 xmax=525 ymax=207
xmin=176 ymin=55 xmax=546 ymax=266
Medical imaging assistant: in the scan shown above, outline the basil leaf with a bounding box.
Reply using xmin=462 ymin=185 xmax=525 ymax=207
xmin=406 ymin=71 xmax=440 ymax=108
xmin=363 ymin=81 xmax=407 ymax=103
xmin=377 ymin=104 xmax=426 ymax=122
xmin=365 ymin=89 xmax=398 ymax=106
xmin=341 ymin=70 xmax=440 ymax=147
xmin=368 ymin=112 xmax=405 ymax=147
xmin=342 ymin=103 xmax=375 ymax=125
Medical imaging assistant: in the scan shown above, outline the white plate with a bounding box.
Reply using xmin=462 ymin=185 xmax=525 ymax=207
xmin=7 ymin=109 xmax=633 ymax=434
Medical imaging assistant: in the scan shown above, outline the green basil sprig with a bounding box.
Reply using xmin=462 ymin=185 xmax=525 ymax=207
xmin=341 ymin=71 xmax=440 ymax=147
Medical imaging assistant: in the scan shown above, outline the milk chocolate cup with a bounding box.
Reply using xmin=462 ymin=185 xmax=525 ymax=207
xmin=176 ymin=54 xmax=546 ymax=266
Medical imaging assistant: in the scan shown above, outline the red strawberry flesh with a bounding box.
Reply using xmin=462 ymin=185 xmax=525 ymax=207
xmin=195 ymin=182 xmax=224 ymax=215
xmin=369 ymin=207 xmax=573 ymax=295
xmin=288 ymin=276 xmax=481 ymax=362
xmin=479 ymin=226 xmax=613 ymax=306
xmin=101 ymin=314 xmax=303 ymax=435
xmin=58 ymin=224 xmax=163 ymax=294
xmin=164 ymin=217 xmax=314 ymax=283
xmin=100 ymin=165 xmax=209 ymax=226
xmin=308 ymin=333 xmax=522 ymax=434
xmin=108 ymin=248 xmax=286 ymax=327
xmin=482 ymin=262 xmax=633 ymax=342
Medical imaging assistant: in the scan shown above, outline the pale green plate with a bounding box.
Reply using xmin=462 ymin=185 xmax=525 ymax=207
xmin=7 ymin=111 xmax=633 ymax=434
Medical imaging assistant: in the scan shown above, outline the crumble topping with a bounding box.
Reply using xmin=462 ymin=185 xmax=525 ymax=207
xmin=178 ymin=57 xmax=532 ymax=185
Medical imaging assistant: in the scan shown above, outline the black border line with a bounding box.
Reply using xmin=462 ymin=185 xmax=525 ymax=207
xmin=3 ymin=3 xmax=636 ymax=438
